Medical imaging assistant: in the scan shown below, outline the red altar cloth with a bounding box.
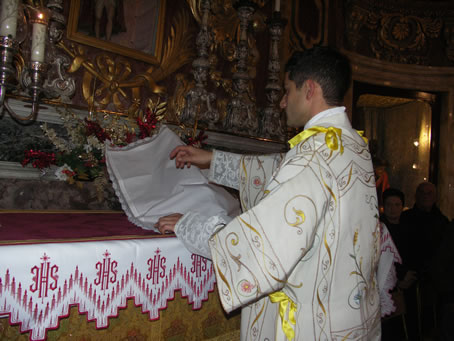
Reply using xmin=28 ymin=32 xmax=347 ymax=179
xmin=0 ymin=211 xmax=160 ymax=243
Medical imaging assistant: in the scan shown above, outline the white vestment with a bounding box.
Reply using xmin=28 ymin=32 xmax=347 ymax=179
xmin=176 ymin=108 xmax=381 ymax=340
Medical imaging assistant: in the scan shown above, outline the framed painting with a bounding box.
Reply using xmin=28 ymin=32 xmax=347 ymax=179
xmin=67 ymin=0 xmax=166 ymax=65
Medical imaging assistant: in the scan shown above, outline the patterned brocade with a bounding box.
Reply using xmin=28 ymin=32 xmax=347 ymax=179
xmin=0 ymin=287 xmax=241 ymax=341
xmin=207 ymin=108 xmax=382 ymax=340
xmin=209 ymin=150 xmax=242 ymax=189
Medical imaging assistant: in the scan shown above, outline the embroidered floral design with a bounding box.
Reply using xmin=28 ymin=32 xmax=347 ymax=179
xmin=348 ymin=228 xmax=373 ymax=310
xmin=238 ymin=280 xmax=256 ymax=296
xmin=252 ymin=176 xmax=262 ymax=188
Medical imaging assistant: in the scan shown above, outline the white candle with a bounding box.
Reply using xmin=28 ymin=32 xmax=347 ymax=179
xmin=274 ymin=0 xmax=280 ymax=12
xmin=31 ymin=19 xmax=46 ymax=62
xmin=0 ymin=0 xmax=19 ymax=38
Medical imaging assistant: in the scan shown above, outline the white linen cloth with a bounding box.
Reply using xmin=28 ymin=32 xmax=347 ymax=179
xmin=378 ymin=222 xmax=402 ymax=317
xmin=0 ymin=236 xmax=216 ymax=341
xmin=105 ymin=125 xmax=240 ymax=232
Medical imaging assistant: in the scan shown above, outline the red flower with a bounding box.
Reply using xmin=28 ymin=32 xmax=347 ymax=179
xmin=22 ymin=150 xmax=56 ymax=169
xmin=137 ymin=108 xmax=158 ymax=139
xmin=186 ymin=130 xmax=208 ymax=147
xmin=84 ymin=118 xmax=110 ymax=143
xmin=62 ymin=169 xmax=76 ymax=177
xmin=124 ymin=131 xmax=136 ymax=144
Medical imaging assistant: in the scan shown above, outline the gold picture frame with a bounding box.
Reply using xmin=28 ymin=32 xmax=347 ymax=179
xmin=67 ymin=0 xmax=166 ymax=65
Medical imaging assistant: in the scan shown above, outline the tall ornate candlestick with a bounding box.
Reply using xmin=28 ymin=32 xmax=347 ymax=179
xmin=0 ymin=0 xmax=19 ymax=106
xmin=180 ymin=0 xmax=219 ymax=131
xmin=224 ymin=0 xmax=258 ymax=135
xmin=0 ymin=0 xmax=74 ymax=121
xmin=261 ymin=10 xmax=287 ymax=139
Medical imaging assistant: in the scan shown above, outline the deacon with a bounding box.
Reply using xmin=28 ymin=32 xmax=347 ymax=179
xmin=156 ymin=46 xmax=381 ymax=340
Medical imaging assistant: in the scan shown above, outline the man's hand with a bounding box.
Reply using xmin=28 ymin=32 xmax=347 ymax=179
xmin=170 ymin=145 xmax=213 ymax=169
xmin=155 ymin=213 xmax=183 ymax=234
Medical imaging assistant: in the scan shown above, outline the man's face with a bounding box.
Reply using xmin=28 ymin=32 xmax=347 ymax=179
xmin=415 ymin=183 xmax=436 ymax=212
xmin=280 ymin=73 xmax=309 ymax=128
xmin=383 ymin=196 xmax=403 ymax=222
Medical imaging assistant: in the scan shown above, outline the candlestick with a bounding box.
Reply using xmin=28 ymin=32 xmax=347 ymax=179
xmin=274 ymin=0 xmax=280 ymax=12
xmin=30 ymin=11 xmax=48 ymax=62
xmin=0 ymin=0 xmax=19 ymax=38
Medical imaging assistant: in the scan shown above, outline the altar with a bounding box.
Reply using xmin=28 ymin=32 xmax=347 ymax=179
xmin=0 ymin=210 xmax=240 ymax=340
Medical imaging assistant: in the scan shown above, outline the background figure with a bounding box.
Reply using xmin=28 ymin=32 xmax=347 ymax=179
xmin=373 ymin=157 xmax=390 ymax=212
xmin=381 ymin=188 xmax=416 ymax=288
xmin=380 ymin=188 xmax=416 ymax=340
xmin=431 ymin=220 xmax=454 ymax=341
xmin=400 ymin=181 xmax=449 ymax=339
xmin=95 ymin=0 xmax=117 ymax=41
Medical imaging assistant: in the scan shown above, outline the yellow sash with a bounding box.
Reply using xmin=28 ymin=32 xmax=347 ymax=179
xmin=288 ymin=126 xmax=368 ymax=151
xmin=269 ymin=291 xmax=297 ymax=340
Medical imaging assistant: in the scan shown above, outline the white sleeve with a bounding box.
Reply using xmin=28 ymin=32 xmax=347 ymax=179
xmin=174 ymin=211 xmax=232 ymax=259
xmin=208 ymin=150 xmax=242 ymax=190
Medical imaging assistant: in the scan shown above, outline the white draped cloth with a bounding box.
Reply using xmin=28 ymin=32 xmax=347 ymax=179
xmin=105 ymin=125 xmax=240 ymax=232
xmin=175 ymin=107 xmax=382 ymax=340
xmin=378 ymin=223 xmax=402 ymax=317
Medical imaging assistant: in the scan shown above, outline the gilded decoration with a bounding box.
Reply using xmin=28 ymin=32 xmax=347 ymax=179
xmin=345 ymin=2 xmax=443 ymax=65
xmin=169 ymin=0 xmax=288 ymax=139
xmin=61 ymin=7 xmax=197 ymax=118
xmin=61 ymin=0 xmax=289 ymax=141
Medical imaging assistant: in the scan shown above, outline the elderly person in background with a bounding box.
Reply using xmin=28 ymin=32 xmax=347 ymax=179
xmin=380 ymin=188 xmax=416 ymax=340
xmin=400 ymin=182 xmax=449 ymax=280
xmin=381 ymin=188 xmax=416 ymax=289
xmin=400 ymin=181 xmax=449 ymax=339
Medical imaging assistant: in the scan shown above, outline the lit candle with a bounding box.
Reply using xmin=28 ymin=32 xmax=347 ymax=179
xmin=274 ymin=0 xmax=280 ymax=12
xmin=0 ymin=0 xmax=19 ymax=38
xmin=30 ymin=12 xmax=47 ymax=62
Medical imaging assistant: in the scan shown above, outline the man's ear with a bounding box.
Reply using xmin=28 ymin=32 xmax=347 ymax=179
xmin=305 ymin=79 xmax=316 ymax=99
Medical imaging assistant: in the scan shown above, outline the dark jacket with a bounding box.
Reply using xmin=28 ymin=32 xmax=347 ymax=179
xmin=399 ymin=205 xmax=449 ymax=278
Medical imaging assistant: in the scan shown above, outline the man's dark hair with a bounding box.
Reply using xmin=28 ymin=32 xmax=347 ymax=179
xmin=284 ymin=46 xmax=352 ymax=106
xmin=383 ymin=187 xmax=405 ymax=207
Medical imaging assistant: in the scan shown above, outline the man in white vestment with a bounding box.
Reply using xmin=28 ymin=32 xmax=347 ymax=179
xmin=156 ymin=46 xmax=381 ymax=340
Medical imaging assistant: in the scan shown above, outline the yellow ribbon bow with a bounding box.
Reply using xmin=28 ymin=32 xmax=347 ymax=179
xmin=269 ymin=291 xmax=297 ymax=340
xmin=356 ymin=130 xmax=368 ymax=144
xmin=288 ymin=126 xmax=344 ymax=154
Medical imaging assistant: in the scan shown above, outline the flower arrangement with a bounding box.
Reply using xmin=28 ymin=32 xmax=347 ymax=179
xmin=21 ymin=98 xmax=165 ymax=198
xmin=21 ymin=98 xmax=208 ymax=200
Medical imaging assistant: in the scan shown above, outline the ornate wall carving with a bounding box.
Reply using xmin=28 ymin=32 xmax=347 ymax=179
xmin=55 ymin=0 xmax=289 ymax=141
xmin=344 ymin=0 xmax=453 ymax=66
xmin=60 ymin=3 xmax=197 ymax=118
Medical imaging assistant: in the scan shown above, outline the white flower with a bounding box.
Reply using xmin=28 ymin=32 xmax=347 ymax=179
xmin=86 ymin=135 xmax=103 ymax=150
xmin=84 ymin=144 xmax=93 ymax=153
xmin=55 ymin=164 xmax=74 ymax=181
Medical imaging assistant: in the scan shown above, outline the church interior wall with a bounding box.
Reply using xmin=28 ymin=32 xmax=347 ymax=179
xmin=0 ymin=0 xmax=452 ymax=219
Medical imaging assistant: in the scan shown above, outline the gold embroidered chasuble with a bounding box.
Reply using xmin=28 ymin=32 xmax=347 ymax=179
xmin=208 ymin=109 xmax=381 ymax=340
